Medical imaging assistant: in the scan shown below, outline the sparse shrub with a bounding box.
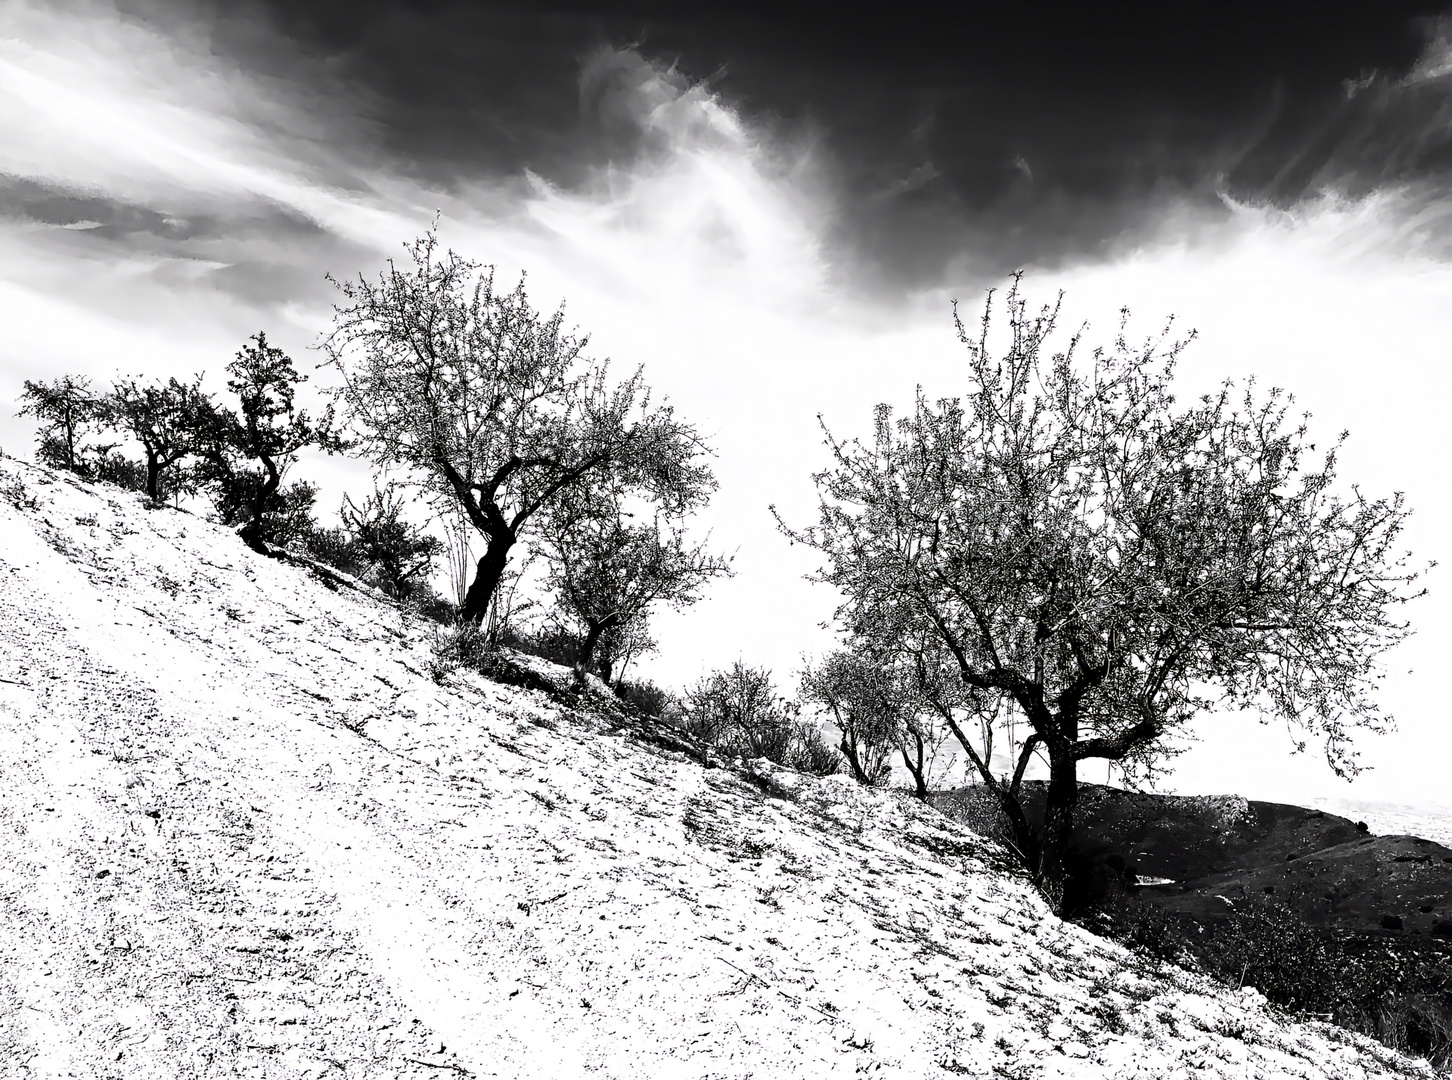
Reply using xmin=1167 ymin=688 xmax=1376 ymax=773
xmin=304 ymin=524 xmax=368 ymax=580
xmin=92 ymin=451 xmax=150 ymax=495
xmin=615 ymin=677 xmax=673 ymax=718
xmin=516 ymin=626 xmax=585 ymax=669
xmin=427 ymin=620 xmax=575 ymax=701
xmin=428 ymin=622 xmax=491 ymax=683
xmin=1371 ymin=992 xmax=1452 ymax=1066
xmin=340 ymin=482 xmax=443 ymax=599
xmin=408 ymin=590 xmax=458 ymax=625
xmin=791 ymin=721 xmax=844 ymax=777
xmin=1211 ymin=897 xmax=1345 ymax=1012
xmin=1095 ymin=891 xmax=1189 ymax=964
xmin=682 ymin=661 xmax=842 ymax=776
xmin=683 ymin=661 xmax=781 ymax=758
xmin=0 ymin=466 xmax=40 ymax=510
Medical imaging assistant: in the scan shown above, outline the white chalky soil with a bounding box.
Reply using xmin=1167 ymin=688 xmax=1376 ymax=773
xmin=0 ymin=456 xmax=1438 ymax=1079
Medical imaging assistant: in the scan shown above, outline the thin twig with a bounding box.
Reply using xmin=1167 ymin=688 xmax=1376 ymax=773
xmin=714 ymin=957 xmax=840 ymax=1022
xmin=403 ymin=1058 xmax=474 ymax=1076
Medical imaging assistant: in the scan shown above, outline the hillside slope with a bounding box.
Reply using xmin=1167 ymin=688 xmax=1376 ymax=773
xmin=0 ymin=456 xmax=1438 ymax=1080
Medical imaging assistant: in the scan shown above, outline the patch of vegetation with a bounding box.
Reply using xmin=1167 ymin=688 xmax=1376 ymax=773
xmin=427 ymin=622 xmax=577 ymax=706
xmin=1091 ymin=891 xmax=1452 ymax=1069
xmin=680 ymin=661 xmax=842 ymax=777
xmin=613 ymin=677 xmax=674 ymax=719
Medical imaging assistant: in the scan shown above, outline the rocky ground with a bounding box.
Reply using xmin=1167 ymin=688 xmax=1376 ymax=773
xmin=0 ymin=455 xmax=1442 ymax=1079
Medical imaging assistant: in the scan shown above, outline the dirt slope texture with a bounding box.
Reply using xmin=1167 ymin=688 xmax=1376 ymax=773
xmin=0 ymin=455 xmax=1438 ymax=1080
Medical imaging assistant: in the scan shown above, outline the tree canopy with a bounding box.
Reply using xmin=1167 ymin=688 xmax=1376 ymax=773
xmin=17 ymin=375 xmax=113 ymax=476
xmin=779 ymin=278 xmax=1427 ymax=903
xmin=112 ymin=374 xmax=211 ymax=501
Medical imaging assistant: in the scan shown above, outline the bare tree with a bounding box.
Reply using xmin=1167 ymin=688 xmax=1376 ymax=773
xmin=324 ymin=228 xmax=712 ymax=625
xmin=537 ymin=481 xmax=731 ymax=686
xmin=778 ymin=277 xmax=1428 ymax=903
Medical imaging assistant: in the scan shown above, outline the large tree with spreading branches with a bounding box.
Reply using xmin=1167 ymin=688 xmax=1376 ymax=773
xmin=778 ymin=278 xmax=1427 ymax=904
xmin=324 ymin=229 xmax=713 ymax=625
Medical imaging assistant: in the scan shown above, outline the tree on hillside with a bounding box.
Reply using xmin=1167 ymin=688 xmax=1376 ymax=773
xmin=340 ymin=481 xmax=445 ymax=599
xmin=802 ymin=644 xmax=954 ymax=798
xmin=537 ymin=481 xmax=731 ymax=686
xmin=17 ymin=375 xmax=114 ymax=476
xmin=324 ymin=228 xmax=713 ymax=625
xmin=778 ymin=277 xmax=1427 ymax=904
xmin=800 ymin=650 xmax=898 ymax=787
xmin=111 ymin=374 xmax=212 ymax=501
xmin=197 ymin=333 xmax=342 ymax=552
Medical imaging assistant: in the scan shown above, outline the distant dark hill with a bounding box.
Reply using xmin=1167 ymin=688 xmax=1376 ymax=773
xmin=935 ymin=782 xmax=1452 ymax=939
xmin=935 ymin=782 xmax=1452 ymax=1065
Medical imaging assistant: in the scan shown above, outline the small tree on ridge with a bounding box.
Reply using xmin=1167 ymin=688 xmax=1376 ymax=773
xmin=537 ymin=481 xmax=731 ymax=686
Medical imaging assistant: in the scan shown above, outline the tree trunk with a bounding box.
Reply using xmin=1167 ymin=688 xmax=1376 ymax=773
xmin=573 ymin=614 xmax=619 ymax=686
xmin=460 ymin=532 xmax=515 ymax=625
xmin=238 ymin=456 xmax=282 ymax=554
xmin=144 ymin=449 xmax=162 ymax=501
xmin=1039 ymin=749 xmax=1078 ymax=909
xmin=900 ymin=727 xmax=929 ymax=799
xmin=840 ymin=735 xmax=873 ymax=786
xmin=990 ymin=786 xmax=1042 ymax=879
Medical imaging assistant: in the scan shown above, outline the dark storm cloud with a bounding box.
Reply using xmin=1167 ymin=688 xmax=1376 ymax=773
xmin=120 ymin=0 xmax=1452 ymax=288
xmin=0 ymin=174 xmax=375 ymax=308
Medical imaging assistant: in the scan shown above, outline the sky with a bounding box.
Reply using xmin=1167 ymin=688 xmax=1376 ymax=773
xmin=1 ymin=0 xmax=1448 ymax=809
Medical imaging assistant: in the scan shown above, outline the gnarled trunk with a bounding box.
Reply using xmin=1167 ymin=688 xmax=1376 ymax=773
xmin=460 ymin=532 xmax=515 ymax=625
xmin=144 ymin=448 xmax=162 ymax=502
xmin=840 ymin=733 xmax=875 ymax=786
xmin=899 ymin=725 xmax=929 ymax=799
xmin=237 ymin=453 xmax=281 ymax=554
